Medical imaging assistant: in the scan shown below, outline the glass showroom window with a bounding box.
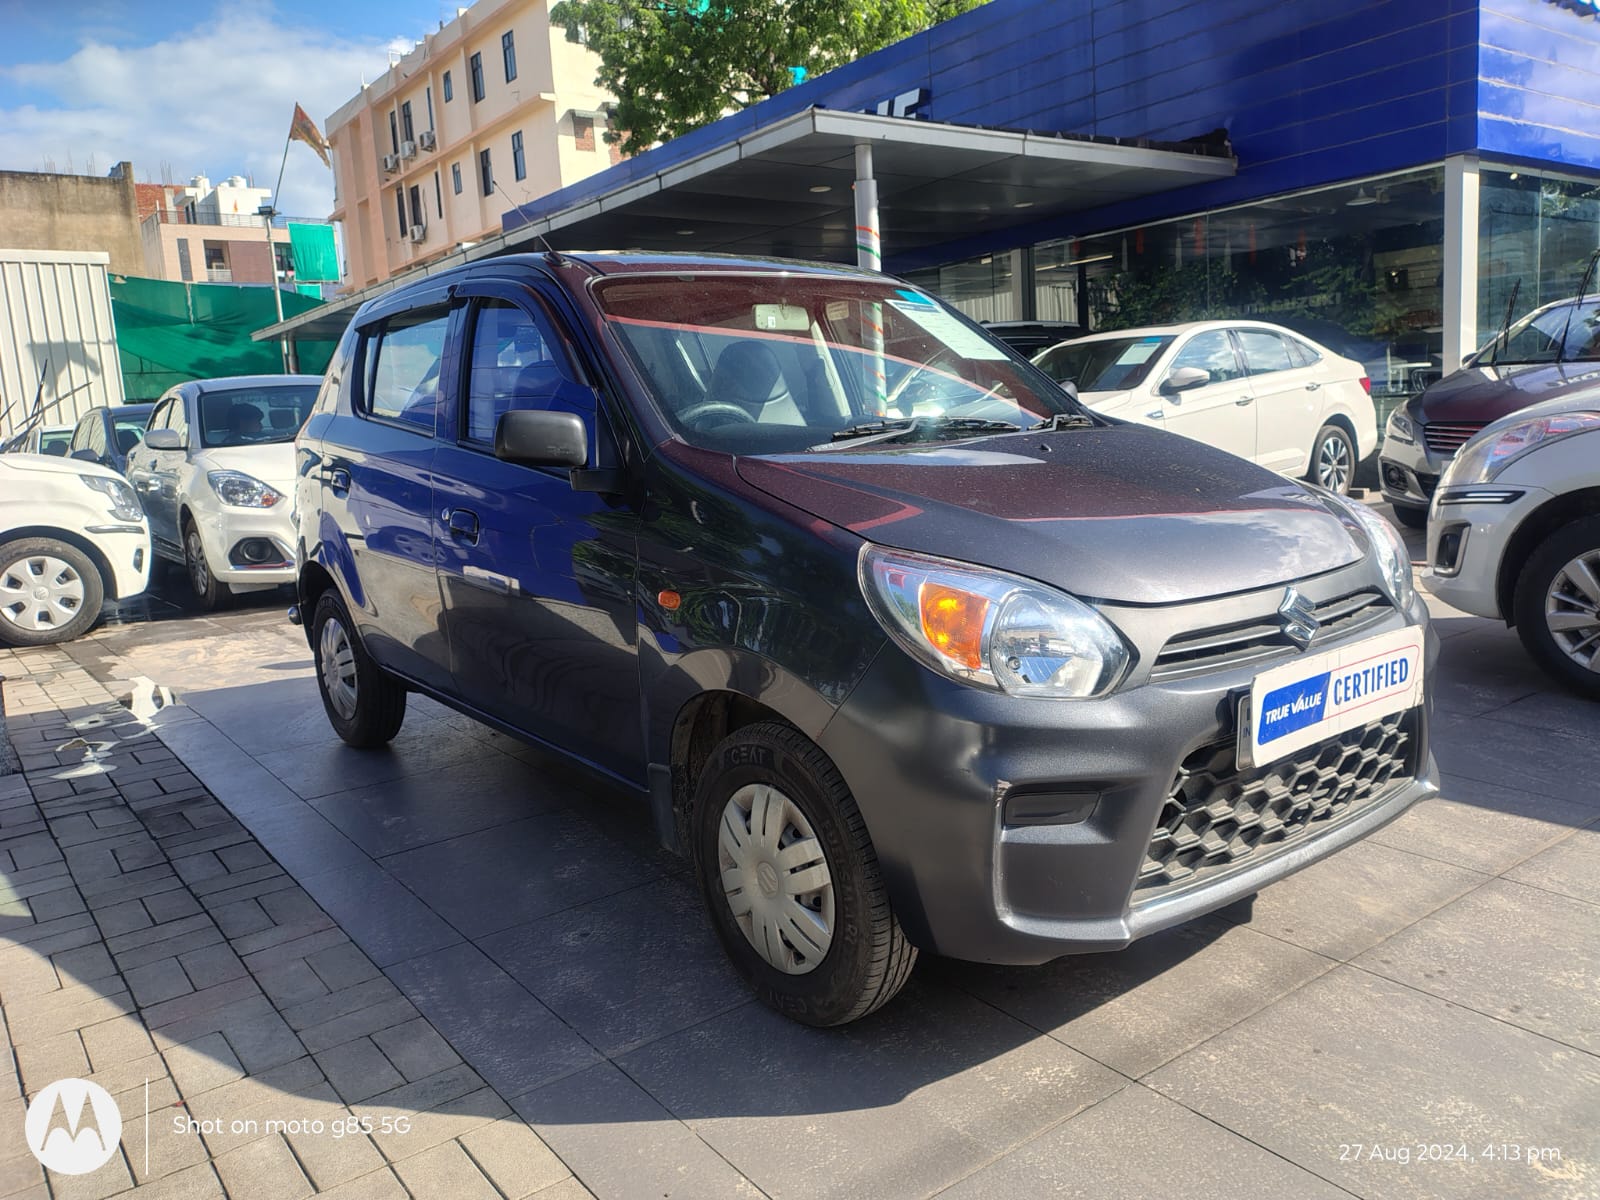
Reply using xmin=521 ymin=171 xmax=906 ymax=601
xmin=1478 ymin=168 xmax=1600 ymax=352
xmin=902 ymin=253 xmax=1016 ymax=323
xmin=1030 ymin=166 xmax=1446 ymax=415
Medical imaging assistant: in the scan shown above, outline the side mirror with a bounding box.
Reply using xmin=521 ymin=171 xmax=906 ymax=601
xmin=495 ymin=409 xmax=587 ymax=469
xmin=1160 ymin=366 xmax=1211 ymax=396
xmin=70 ymin=448 xmax=101 ymax=463
xmin=144 ymin=428 xmax=183 ymax=451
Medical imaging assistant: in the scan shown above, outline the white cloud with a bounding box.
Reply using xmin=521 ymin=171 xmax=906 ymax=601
xmin=0 ymin=4 xmax=411 ymax=220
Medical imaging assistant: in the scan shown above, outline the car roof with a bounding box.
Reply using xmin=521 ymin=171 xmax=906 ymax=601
xmin=1047 ymin=319 xmax=1325 ymax=344
xmin=185 ymin=374 xmax=322 ymax=393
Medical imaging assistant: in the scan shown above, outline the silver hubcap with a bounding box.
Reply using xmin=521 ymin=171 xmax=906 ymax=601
xmin=186 ymin=530 xmax=210 ymax=594
xmin=1545 ymin=548 xmax=1600 ymax=674
xmin=319 ymin=617 xmax=360 ymax=720
xmin=0 ymin=555 xmax=85 ymax=630
xmin=1317 ymin=435 xmax=1351 ymax=493
xmin=717 ymin=783 xmax=834 ymax=974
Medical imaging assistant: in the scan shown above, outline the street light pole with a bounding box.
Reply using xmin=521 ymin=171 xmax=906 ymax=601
xmin=265 ymin=127 xmax=294 ymax=372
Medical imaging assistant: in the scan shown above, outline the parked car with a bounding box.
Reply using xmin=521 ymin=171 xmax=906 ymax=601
xmin=0 ymin=454 xmax=150 ymax=646
xmin=294 ymin=252 xmax=1437 ymax=1026
xmin=124 ymin=375 xmax=319 ymax=608
xmin=66 ymin=403 xmax=157 ymax=476
xmin=1381 ymin=293 xmax=1600 ymax=528
xmin=1 ymin=423 xmax=73 ymax=457
xmin=1033 ymin=321 xmax=1376 ymax=495
xmin=1426 ymin=386 xmax=1600 ymax=697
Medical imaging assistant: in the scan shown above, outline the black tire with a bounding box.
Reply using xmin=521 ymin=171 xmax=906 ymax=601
xmin=1306 ymin=423 xmax=1356 ymax=495
xmin=0 ymin=537 xmax=105 ymax=647
xmin=182 ymin=517 xmax=231 ymax=610
xmin=1511 ymin=516 xmax=1600 ymax=700
xmin=310 ymin=590 xmax=407 ymax=747
xmin=1389 ymin=504 xmax=1429 ymax=530
xmin=691 ymin=721 xmax=915 ymax=1026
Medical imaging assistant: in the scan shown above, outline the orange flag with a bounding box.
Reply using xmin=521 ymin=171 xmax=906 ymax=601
xmin=289 ymin=103 xmax=331 ymax=169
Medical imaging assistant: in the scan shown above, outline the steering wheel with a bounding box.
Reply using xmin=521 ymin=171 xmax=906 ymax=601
xmin=886 ymin=348 xmax=969 ymax=409
xmin=677 ymin=401 xmax=756 ymax=428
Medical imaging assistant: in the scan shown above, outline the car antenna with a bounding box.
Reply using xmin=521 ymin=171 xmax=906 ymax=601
xmin=1489 ymin=278 xmax=1520 ymax=367
xmin=1553 ymin=247 xmax=1599 ymax=366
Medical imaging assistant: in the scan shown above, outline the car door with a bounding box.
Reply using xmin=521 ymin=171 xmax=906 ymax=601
xmin=67 ymin=413 xmax=103 ymax=466
xmin=134 ymin=394 xmax=187 ymax=552
xmin=322 ymin=292 xmax=454 ymax=689
xmin=431 ymin=280 xmax=644 ymax=784
xmin=1234 ymin=327 xmax=1322 ymax=475
xmin=1151 ymin=329 xmax=1257 ymax=461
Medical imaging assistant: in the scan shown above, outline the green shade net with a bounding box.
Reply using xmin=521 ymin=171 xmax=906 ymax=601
xmin=111 ymin=276 xmax=336 ymax=400
xmin=288 ymin=223 xmax=339 ymax=282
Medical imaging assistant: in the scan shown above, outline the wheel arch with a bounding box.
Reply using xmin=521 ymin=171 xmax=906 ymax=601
xmin=1307 ymin=410 xmax=1360 ymax=477
xmin=1496 ymin=487 xmax=1600 ymax=624
xmin=0 ymin=526 xmax=121 ymax=600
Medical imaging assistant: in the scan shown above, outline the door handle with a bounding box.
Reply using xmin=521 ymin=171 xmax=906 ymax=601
xmin=328 ymin=467 xmax=351 ymax=493
xmin=445 ymin=508 xmax=480 ymax=544
xmin=1235 ymin=397 xmax=1254 ymax=406
xmin=1145 ymin=409 xmax=1165 ymax=420
xmin=1304 ymin=381 xmax=1320 ymax=392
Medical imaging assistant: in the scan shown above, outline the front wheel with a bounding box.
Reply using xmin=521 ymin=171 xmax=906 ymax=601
xmin=1307 ymin=424 xmax=1356 ymax=495
xmin=183 ymin=519 xmax=231 ymax=610
xmin=0 ymin=537 xmax=105 ymax=646
xmin=311 ymin=591 xmax=407 ymax=747
xmin=1512 ymin=516 xmax=1600 ymax=699
xmin=692 ymin=722 xmax=915 ymax=1026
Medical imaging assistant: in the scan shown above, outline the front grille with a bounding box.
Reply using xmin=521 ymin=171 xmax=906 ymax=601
xmin=1150 ymin=589 xmax=1391 ymax=682
xmin=1134 ymin=711 xmax=1417 ymax=900
xmin=1423 ymin=422 xmax=1484 ymax=455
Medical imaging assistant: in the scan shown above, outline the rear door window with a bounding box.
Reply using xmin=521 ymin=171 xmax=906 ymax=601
xmin=363 ymin=307 xmax=452 ymax=432
xmin=1235 ymin=329 xmax=1297 ymax=376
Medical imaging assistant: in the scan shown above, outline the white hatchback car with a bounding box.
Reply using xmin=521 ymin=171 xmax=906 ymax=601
xmin=1034 ymin=321 xmax=1377 ymax=494
xmin=125 ymin=375 xmax=320 ymax=609
xmin=1426 ymin=387 xmax=1600 ymax=697
xmin=0 ymin=454 xmax=150 ymax=646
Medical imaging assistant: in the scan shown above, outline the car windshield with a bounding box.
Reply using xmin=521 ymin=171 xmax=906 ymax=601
xmin=198 ymin=385 xmax=318 ymax=448
xmin=1033 ymin=336 xmax=1174 ymax=391
xmin=113 ymin=413 xmax=150 ymax=453
xmin=594 ymin=274 xmax=1080 ymax=453
xmin=1475 ymin=298 xmax=1600 ymax=365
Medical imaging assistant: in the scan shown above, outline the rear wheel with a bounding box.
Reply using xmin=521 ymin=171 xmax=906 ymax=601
xmin=1389 ymin=504 xmax=1428 ymax=530
xmin=1307 ymin=424 xmax=1356 ymax=495
xmin=0 ymin=537 xmax=104 ymax=646
xmin=1512 ymin=517 xmax=1600 ymax=699
xmin=183 ymin=518 xmax=231 ymax=610
xmin=692 ymin=722 xmax=915 ymax=1026
xmin=311 ymin=590 xmax=407 ymax=746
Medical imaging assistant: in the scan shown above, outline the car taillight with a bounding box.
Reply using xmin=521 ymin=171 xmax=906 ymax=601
xmin=1358 ymin=376 xmax=1372 ymax=395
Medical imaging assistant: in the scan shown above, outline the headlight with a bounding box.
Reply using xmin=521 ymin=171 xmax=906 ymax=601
xmin=79 ymin=473 xmax=143 ymax=522
xmin=1441 ymin=411 xmax=1600 ymax=486
xmin=858 ymin=545 xmax=1130 ymax=698
xmin=207 ymin=470 xmax=282 ymax=508
xmin=1325 ymin=492 xmax=1415 ymax=609
xmin=1384 ymin=408 xmax=1415 ymax=446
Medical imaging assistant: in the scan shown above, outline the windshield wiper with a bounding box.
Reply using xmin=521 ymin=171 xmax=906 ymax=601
xmin=1489 ymin=278 xmax=1520 ymax=367
xmin=1030 ymin=412 xmax=1095 ymax=431
xmin=1555 ymin=248 xmax=1599 ymax=364
xmin=811 ymin=415 xmax=1022 ymax=451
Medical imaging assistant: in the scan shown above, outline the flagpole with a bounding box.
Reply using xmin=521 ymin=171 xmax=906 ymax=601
xmin=265 ymin=127 xmax=293 ymax=370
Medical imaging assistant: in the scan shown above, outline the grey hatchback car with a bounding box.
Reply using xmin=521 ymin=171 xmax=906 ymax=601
xmin=293 ymin=251 xmax=1439 ymax=1025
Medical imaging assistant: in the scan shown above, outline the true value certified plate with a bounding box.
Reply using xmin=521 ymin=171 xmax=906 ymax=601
xmin=1238 ymin=625 xmax=1426 ymax=769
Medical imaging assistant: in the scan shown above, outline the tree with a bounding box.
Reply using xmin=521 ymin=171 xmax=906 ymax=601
xmin=549 ymin=0 xmax=991 ymax=154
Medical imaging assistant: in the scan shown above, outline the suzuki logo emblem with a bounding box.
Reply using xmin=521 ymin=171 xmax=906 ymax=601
xmin=1278 ymin=587 xmax=1320 ymax=650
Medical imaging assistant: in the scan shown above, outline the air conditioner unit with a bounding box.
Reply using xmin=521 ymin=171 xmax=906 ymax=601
xmin=401 ymin=139 xmax=417 ymax=159
xmin=381 ymin=154 xmax=400 ymax=173
xmin=418 ymin=130 xmax=437 ymax=151
xmin=408 ymin=224 xmax=426 ymax=243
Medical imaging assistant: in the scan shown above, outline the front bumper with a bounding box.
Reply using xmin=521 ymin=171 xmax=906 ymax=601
xmin=193 ymin=504 xmax=297 ymax=590
xmin=818 ymin=585 xmax=1438 ymax=965
xmin=87 ymin=524 xmax=152 ymax=600
xmin=1424 ymin=485 xmax=1551 ymax=620
xmin=1378 ymin=433 xmax=1446 ymax=510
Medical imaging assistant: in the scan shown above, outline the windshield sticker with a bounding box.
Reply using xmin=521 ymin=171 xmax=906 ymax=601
xmin=895 ymin=289 xmax=938 ymax=308
xmin=1116 ymin=342 xmax=1160 ymax=365
xmin=886 ymin=299 xmax=1008 ymax=360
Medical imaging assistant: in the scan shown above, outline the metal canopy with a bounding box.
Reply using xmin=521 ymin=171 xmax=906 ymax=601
xmin=256 ymin=108 xmax=1233 ymax=344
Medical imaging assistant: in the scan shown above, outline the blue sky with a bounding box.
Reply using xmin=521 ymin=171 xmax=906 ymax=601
xmin=0 ymin=1 xmax=466 ymax=219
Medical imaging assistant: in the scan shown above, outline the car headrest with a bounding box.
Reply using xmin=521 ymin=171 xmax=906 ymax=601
xmin=711 ymin=341 xmax=787 ymax=406
xmin=269 ymin=408 xmax=298 ymax=431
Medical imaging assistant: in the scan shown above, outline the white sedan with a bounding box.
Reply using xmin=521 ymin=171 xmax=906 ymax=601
xmin=0 ymin=454 xmax=151 ymax=645
xmin=1033 ymin=320 xmax=1377 ymax=494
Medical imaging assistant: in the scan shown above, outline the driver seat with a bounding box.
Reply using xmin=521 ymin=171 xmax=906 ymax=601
xmin=708 ymin=342 xmax=804 ymax=425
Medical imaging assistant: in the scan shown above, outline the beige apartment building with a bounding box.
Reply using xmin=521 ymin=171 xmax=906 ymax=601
xmin=138 ymin=176 xmax=294 ymax=285
xmin=326 ymin=0 xmax=616 ymax=289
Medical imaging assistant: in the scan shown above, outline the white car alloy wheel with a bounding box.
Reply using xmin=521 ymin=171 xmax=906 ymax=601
xmin=1315 ymin=429 xmax=1353 ymax=494
xmin=1544 ymin=548 xmax=1600 ymax=673
xmin=319 ymin=616 xmax=360 ymax=721
xmin=0 ymin=554 xmax=85 ymax=632
xmin=718 ymin=782 xmax=835 ymax=974
xmin=185 ymin=527 xmax=210 ymax=593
